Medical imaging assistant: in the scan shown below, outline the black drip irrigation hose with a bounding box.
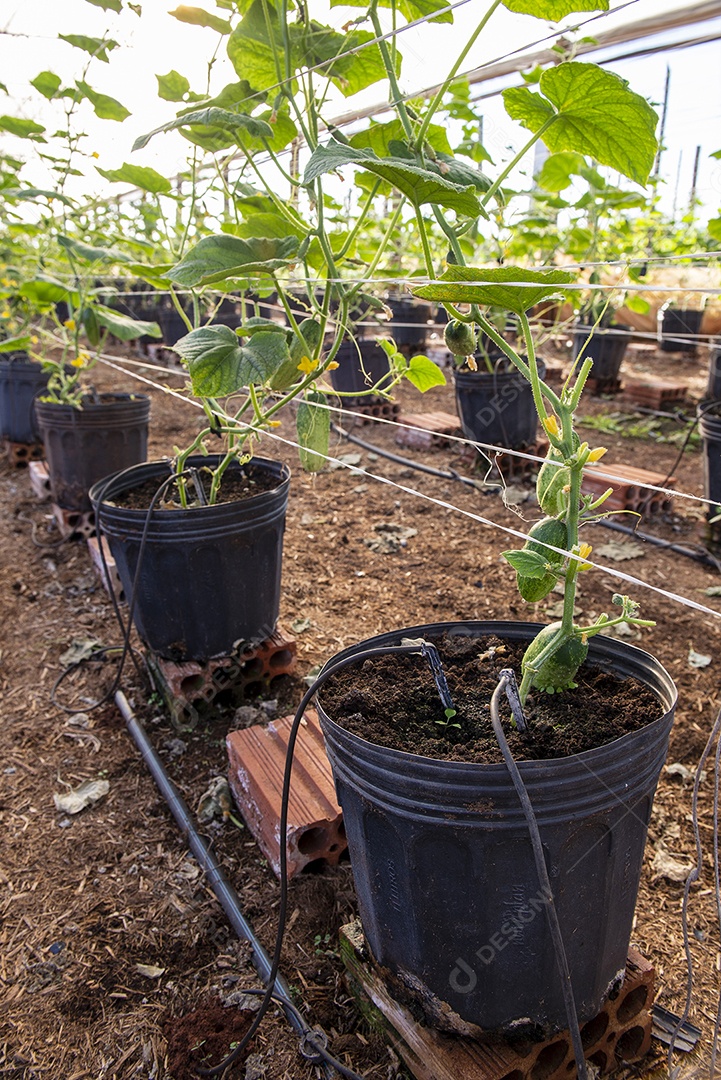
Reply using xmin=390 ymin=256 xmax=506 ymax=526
xmin=114 ymin=690 xmax=343 ymax=1080
xmin=333 ymin=421 xmax=721 ymax=570
xmin=331 ymin=421 xmax=486 ymax=488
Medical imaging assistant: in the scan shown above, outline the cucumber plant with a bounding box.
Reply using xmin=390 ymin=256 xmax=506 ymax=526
xmin=410 ymin=27 xmax=661 ymax=701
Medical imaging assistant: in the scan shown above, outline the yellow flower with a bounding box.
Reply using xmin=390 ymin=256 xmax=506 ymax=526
xmin=1 ymin=277 xmax=11 ymax=287
xmin=587 ymin=446 xmax=608 ymax=462
xmin=543 ymin=415 xmax=560 ymax=436
xmin=63 ymin=318 xmax=76 ymax=331
xmin=31 ymin=334 xmax=39 ymax=344
xmin=297 ymin=355 xmax=318 ymax=375
xmin=326 ymin=361 xmax=339 ymax=370
xmin=91 ymin=151 xmax=100 ymax=159
xmin=0 ymin=310 xmax=10 ymax=320
xmin=575 ymin=543 xmax=593 ymax=571
xmin=70 ymin=357 xmax=85 ymax=368
xmin=268 ymin=420 xmax=281 ymax=427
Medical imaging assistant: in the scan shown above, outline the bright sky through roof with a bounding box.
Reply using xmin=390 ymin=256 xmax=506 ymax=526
xmin=0 ymin=0 xmax=719 ymax=219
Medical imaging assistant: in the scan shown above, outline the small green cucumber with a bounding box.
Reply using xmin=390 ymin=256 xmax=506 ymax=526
xmin=521 ymin=621 xmax=589 ymax=693
xmin=296 ymin=390 xmax=329 ymax=472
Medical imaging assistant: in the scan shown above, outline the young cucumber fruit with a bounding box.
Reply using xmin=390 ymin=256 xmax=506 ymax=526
xmin=516 ymin=517 xmax=568 ymax=603
xmin=296 ymin=390 xmax=329 ymax=472
xmin=521 ymin=621 xmax=589 ymax=693
xmin=443 ymin=319 xmax=477 ymax=357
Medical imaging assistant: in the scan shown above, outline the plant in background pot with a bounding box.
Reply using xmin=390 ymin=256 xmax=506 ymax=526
xmin=313 ymin=0 xmax=678 ymax=1052
xmin=89 ymin=0 xmax=454 ymax=663
xmin=25 ymin=233 xmax=159 ymax=511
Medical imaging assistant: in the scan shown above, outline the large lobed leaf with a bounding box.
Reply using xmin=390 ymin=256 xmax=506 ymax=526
xmin=133 ymin=106 xmax=270 ymax=151
xmin=503 ymin=62 xmax=658 ymax=185
xmin=173 ymin=324 xmax=290 ymax=396
xmin=168 ymin=234 xmax=299 ymax=287
xmin=96 ymin=162 xmax=171 ymax=194
xmin=304 ymin=140 xmax=481 ymax=216
xmin=412 ymin=265 xmax=576 ymax=314
xmin=93 ymin=305 xmax=162 ymax=341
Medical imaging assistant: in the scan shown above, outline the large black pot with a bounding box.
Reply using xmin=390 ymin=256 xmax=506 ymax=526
xmin=0 ymin=355 xmax=50 ymax=443
xmin=454 ymin=360 xmax=545 ymax=451
xmin=571 ymin=324 xmax=630 ymax=382
xmin=317 ymin=620 xmax=676 ymax=1037
xmin=699 ymin=401 xmax=721 ymax=552
xmin=329 ymin=338 xmax=391 ymax=406
xmin=90 ymin=455 xmax=290 ymax=661
xmin=35 ymin=393 xmax=150 ymax=511
xmin=659 ymin=308 xmax=704 ymax=355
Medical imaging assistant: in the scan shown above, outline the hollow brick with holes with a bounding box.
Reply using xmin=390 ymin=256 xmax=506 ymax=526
xmin=3 ymin=439 xmax=44 ymax=467
xmin=226 ymin=708 xmax=346 ymax=878
xmin=619 ymin=376 xmax=687 ymax=409
xmin=582 ymin=463 xmax=675 ymax=517
xmin=145 ymin=629 xmax=297 ymax=732
xmin=51 ymin=503 xmax=96 ymax=539
xmin=339 ymin=920 xmax=654 ymax=1080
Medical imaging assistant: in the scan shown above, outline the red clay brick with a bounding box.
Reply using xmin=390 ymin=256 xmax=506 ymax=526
xmin=396 ymin=411 xmax=462 ymax=450
xmin=3 ymin=439 xmax=44 ymax=467
xmin=583 ymin=463 xmax=675 ymax=516
xmin=146 ymin=629 xmax=297 ymax=731
xmin=28 ymin=460 xmax=51 ymax=500
xmin=340 ymin=921 xmax=654 ymax=1080
xmin=620 ymin=376 xmax=687 ymax=409
xmin=227 ymin=708 xmax=345 ymax=878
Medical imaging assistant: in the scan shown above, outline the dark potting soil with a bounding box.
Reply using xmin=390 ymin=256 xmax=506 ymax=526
xmin=110 ymin=461 xmax=282 ymax=510
xmin=318 ymin=633 xmax=661 ymax=764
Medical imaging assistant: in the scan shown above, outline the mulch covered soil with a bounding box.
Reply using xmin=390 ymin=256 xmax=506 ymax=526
xmin=1 ymin=333 xmax=721 ymax=1079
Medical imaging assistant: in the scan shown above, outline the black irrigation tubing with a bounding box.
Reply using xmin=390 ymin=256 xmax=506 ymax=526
xmin=113 ymin=691 xmax=343 ymax=1080
xmin=331 ymin=420 xmax=485 ymax=488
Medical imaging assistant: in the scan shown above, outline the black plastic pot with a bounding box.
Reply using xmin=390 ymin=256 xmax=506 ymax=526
xmin=0 ymin=355 xmax=50 ymax=443
xmin=90 ymin=455 xmax=290 ymax=661
xmin=317 ymin=620 xmax=676 ymax=1038
xmin=157 ymin=307 xmax=191 ymax=346
xmin=453 ymin=360 xmax=545 ymax=450
xmin=571 ymin=324 xmax=630 ymax=382
xmin=386 ymin=297 xmax=432 ymax=352
xmin=699 ymin=401 xmax=721 ymax=551
xmin=35 ymin=394 xmax=150 ymax=512
xmin=659 ymin=307 xmax=704 ymax=355
xmin=329 ymin=338 xmax=391 ymax=406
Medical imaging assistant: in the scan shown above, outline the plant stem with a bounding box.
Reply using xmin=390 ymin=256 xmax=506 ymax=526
xmin=369 ymin=4 xmax=415 ymax=141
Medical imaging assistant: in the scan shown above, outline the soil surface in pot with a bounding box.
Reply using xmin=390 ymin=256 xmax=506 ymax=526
xmin=109 ymin=461 xmax=282 ymax=510
xmin=319 ymin=633 xmax=660 ymax=763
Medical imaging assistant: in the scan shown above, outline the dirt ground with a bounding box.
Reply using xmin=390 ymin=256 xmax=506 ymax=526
xmin=2 ymin=328 xmax=721 ymax=1080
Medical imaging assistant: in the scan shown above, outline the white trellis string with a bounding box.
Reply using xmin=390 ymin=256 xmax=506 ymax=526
xmin=89 ymin=349 xmax=721 ymax=624
xmin=93 ymin=350 xmax=717 ymax=510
